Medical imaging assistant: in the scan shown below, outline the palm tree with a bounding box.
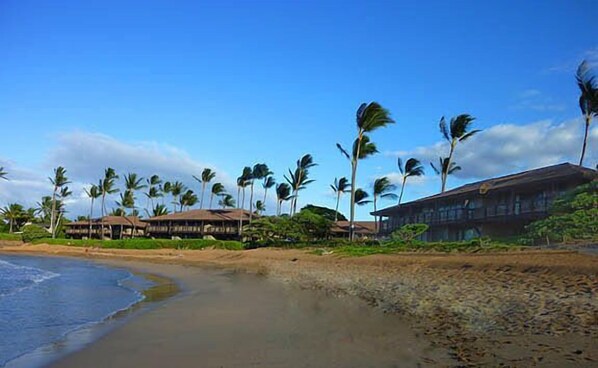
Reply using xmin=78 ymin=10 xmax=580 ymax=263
xmin=254 ymin=200 xmax=265 ymax=215
xmin=193 ymin=168 xmax=216 ymax=209
xmin=161 ymin=181 xmax=172 ymax=206
xmin=330 ymin=177 xmax=350 ymax=221
xmin=238 ymin=166 xmax=252 ymax=210
xmin=576 ymin=60 xmax=598 ymax=166
xmin=99 ymin=168 xmax=119 ymax=238
xmin=430 ymin=157 xmax=462 ymax=191
xmin=249 ymin=163 xmax=271 ymax=221
xmin=49 ymin=166 xmax=70 ymax=238
xmin=354 ymin=188 xmax=372 ymax=206
xmin=84 ymin=184 xmax=101 ymax=238
xmin=337 ymin=102 xmax=394 ymax=240
xmin=124 ymin=172 xmax=146 ymax=214
xmin=287 ymin=155 xmax=317 ymax=215
xmin=145 ymin=175 xmax=163 ymax=211
xmin=275 ymin=183 xmax=292 ymax=216
xmin=36 ymin=196 xmax=54 ymax=223
xmin=397 ymin=158 xmax=425 ymax=205
xmin=372 ymin=177 xmax=398 ymax=231
xmin=0 ymin=167 xmax=7 ymax=181
xmin=210 ymin=182 xmax=225 ymax=209
xmin=146 ymin=204 xmax=169 ymax=217
xmin=0 ymin=203 xmax=25 ymax=233
xmin=262 ymin=176 xmax=276 ymax=209
xmin=169 ymin=181 xmax=185 ymax=212
xmin=438 ymin=114 xmax=480 ymax=192
xmin=179 ymin=190 xmax=198 ymax=211
xmin=219 ymin=193 xmax=236 ymax=209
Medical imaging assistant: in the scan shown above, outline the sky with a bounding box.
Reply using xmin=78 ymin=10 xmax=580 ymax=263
xmin=0 ymin=0 xmax=597 ymax=220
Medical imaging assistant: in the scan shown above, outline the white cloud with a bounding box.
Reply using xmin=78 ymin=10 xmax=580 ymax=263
xmin=386 ymin=117 xmax=597 ymax=180
xmin=545 ymin=46 xmax=598 ymax=73
xmin=510 ymin=89 xmax=565 ymax=112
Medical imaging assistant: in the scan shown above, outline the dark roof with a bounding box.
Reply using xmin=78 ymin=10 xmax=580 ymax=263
xmin=372 ymin=162 xmax=597 ymax=216
xmin=330 ymin=221 xmax=377 ymax=234
xmin=66 ymin=216 xmax=148 ymax=228
xmin=146 ymin=208 xmax=253 ymax=222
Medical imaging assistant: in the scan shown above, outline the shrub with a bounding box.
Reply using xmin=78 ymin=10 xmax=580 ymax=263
xmin=21 ymin=224 xmax=50 ymax=243
xmin=389 ymin=223 xmax=429 ymax=244
xmin=31 ymin=238 xmax=245 ymax=250
xmin=243 ymin=210 xmax=332 ymax=244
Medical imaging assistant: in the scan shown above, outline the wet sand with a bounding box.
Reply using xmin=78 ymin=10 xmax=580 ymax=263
xmin=1 ymin=241 xmax=596 ymax=367
xmin=48 ymin=259 xmax=454 ymax=368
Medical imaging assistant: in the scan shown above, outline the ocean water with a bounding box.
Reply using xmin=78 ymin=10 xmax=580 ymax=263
xmin=0 ymin=255 xmax=151 ymax=367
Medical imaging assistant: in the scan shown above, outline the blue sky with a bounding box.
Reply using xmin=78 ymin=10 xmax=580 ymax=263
xmin=0 ymin=0 xmax=597 ymax=219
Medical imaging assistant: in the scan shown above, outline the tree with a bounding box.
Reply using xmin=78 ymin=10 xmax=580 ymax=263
xmin=0 ymin=203 xmax=27 ymax=233
xmin=84 ymin=185 xmax=101 ymax=238
xmin=238 ymin=166 xmax=252 ymax=210
xmin=438 ymin=114 xmax=480 ymax=192
xmin=262 ymin=176 xmax=276 ymax=210
xmin=219 ymin=193 xmax=236 ymax=209
xmin=147 ymin=204 xmax=169 ymax=217
xmin=36 ymin=196 xmax=55 ymax=223
xmin=430 ymin=157 xmax=461 ymax=191
xmin=330 ymin=177 xmax=350 ymax=221
xmin=0 ymin=167 xmax=7 ymax=181
xmin=179 ymin=190 xmax=198 ymax=211
xmin=300 ymin=204 xmax=346 ymax=222
xmin=249 ymin=163 xmax=271 ymax=221
xmin=145 ymin=175 xmax=163 ymax=212
xmin=337 ymin=102 xmax=394 ymax=240
xmin=193 ymin=168 xmax=216 ymax=209
xmin=354 ymin=188 xmax=372 ymax=206
xmin=286 ymin=155 xmax=316 ymax=215
xmin=210 ymin=182 xmax=225 ymax=209
xmin=169 ymin=181 xmax=185 ymax=212
xmin=124 ymin=173 xmax=147 ymax=215
xmin=576 ymin=60 xmax=598 ymax=166
xmin=275 ymin=183 xmax=292 ymax=216
xmin=254 ymin=200 xmax=265 ymax=215
xmin=372 ymin=177 xmax=398 ymax=231
xmin=99 ymin=168 xmax=119 ymax=238
xmin=49 ymin=166 xmax=70 ymax=238
xmin=397 ymin=158 xmax=425 ymax=205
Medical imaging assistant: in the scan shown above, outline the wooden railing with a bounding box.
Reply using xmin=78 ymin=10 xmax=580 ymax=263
xmin=147 ymin=225 xmax=239 ymax=235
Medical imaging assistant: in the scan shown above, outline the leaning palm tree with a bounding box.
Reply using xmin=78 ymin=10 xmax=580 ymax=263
xmin=0 ymin=167 xmax=7 ymax=181
xmin=238 ymin=166 xmax=252 ymax=210
xmin=430 ymin=157 xmax=462 ymax=191
xmin=249 ymin=163 xmax=271 ymax=221
xmin=49 ymin=166 xmax=70 ymax=238
xmin=576 ymin=60 xmax=598 ymax=166
xmin=124 ymin=173 xmax=146 ymax=215
xmin=354 ymin=188 xmax=372 ymax=206
xmin=337 ymin=102 xmax=394 ymax=240
xmin=397 ymin=158 xmax=425 ymax=205
xmin=219 ymin=193 xmax=236 ymax=209
xmin=84 ymin=184 xmax=101 ymax=238
xmin=146 ymin=203 xmax=169 ymax=217
xmin=254 ymin=200 xmax=265 ymax=215
xmin=438 ymin=114 xmax=479 ymax=192
xmin=288 ymin=154 xmax=317 ymax=215
xmin=169 ymin=181 xmax=185 ymax=212
xmin=179 ymin=190 xmax=198 ymax=211
xmin=275 ymin=183 xmax=292 ymax=216
xmin=0 ymin=203 xmax=25 ymax=233
xmin=99 ymin=168 xmax=119 ymax=238
xmin=372 ymin=177 xmax=398 ymax=231
xmin=145 ymin=175 xmax=163 ymax=211
xmin=193 ymin=168 xmax=217 ymax=209
xmin=210 ymin=182 xmax=225 ymax=209
xmin=330 ymin=177 xmax=350 ymax=221
xmin=262 ymin=176 xmax=276 ymax=208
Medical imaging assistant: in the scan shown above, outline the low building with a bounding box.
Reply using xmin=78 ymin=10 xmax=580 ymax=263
xmin=330 ymin=221 xmax=377 ymax=239
xmin=65 ymin=216 xmax=147 ymax=239
xmin=372 ymin=163 xmax=597 ymax=242
xmin=145 ymin=209 xmax=252 ymax=240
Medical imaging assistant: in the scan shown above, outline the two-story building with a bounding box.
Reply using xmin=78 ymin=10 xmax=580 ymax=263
xmin=372 ymin=163 xmax=596 ymax=241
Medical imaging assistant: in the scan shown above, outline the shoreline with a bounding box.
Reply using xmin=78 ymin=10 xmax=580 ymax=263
xmin=1 ymin=241 xmax=597 ymax=366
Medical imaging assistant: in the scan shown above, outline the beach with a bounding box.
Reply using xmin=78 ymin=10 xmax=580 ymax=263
xmin=1 ymin=241 xmax=596 ymax=367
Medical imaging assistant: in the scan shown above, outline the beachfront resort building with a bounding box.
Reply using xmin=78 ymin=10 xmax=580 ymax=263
xmin=372 ymin=163 xmax=597 ymax=242
xmin=65 ymin=216 xmax=147 ymax=240
xmin=330 ymin=221 xmax=377 ymax=239
xmin=145 ymin=209 xmax=252 ymax=240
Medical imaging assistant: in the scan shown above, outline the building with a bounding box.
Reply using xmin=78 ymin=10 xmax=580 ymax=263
xmin=145 ymin=209 xmax=252 ymax=239
xmin=65 ymin=216 xmax=147 ymax=239
xmin=330 ymin=221 xmax=377 ymax=239
xmin=372 ymin=163 xmax=597 ymax=242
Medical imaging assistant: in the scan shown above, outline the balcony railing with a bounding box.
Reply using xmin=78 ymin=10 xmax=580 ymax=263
xmin=147 ymin=225 xmax=239 ymax=235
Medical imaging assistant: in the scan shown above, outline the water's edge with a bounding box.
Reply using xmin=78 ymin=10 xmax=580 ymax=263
xmin=1 ymin=254 xmax=180 ymax=368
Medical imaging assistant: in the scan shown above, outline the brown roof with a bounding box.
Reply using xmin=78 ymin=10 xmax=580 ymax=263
xmin=372 ymin=162 xmax=597 ymax=216
xmin=330 ymin=221 xmax=377 ymax=234
xmin=66 ymin=216 xmax=148 ymax=228
xmin=146 ymin=208 xmax=253 ymax=222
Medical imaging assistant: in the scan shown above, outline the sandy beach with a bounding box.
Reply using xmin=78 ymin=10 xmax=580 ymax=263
xmin=1 ymin=241 xmax=596 ymax=367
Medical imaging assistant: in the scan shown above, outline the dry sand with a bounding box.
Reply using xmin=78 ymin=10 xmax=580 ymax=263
xmin=1 ymin=241 xmax=596 ymax=367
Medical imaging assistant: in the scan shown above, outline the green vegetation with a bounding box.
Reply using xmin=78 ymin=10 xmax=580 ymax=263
xmin=390 ymin=223 xmax=429 ymax=244
xmin=243 ymin=210 xmax=332 ymax=246
xmin=0 ymin=232 xmax=22 ymax=241
xmin=30 ymin=237 xmax=244 ymax=250
xmin=21 ymin=224 xmax=51 ymax=242
xmin=301 ymin=204 xmax=346 ymax=222
xmin=524 ymin=182 xmax=598 ymax=245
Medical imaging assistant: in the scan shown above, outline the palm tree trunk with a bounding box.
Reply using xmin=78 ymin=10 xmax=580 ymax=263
xmin=349 ymin=132 xmax=363 ymax=241
xmin=200 ymin=183 xmax=206 ymax=209
xmin=442 ymin=141 xmax=456 ymax=193
xmin=263 ymin=189 xmax=268 ymax=208
xmin=373 ymin=195 xmax=378 ymax=233
xmin=9 ymin=219 xmax=13 ymax=234
xmin=100 ymin=195 xmax=106 ymax=240
xmin=89 ymin=198 xmax=94 ymax=239
xmin=249 ymin=183 xmax=255 ymax=222
xmin=237 ymin=187 xmax=241 ymax=209
xmin=579 ymin=115 xmax=590 ymax=166
xmin=398 ymin=177 xmax=407 ymax=205
xmin=209 ymin=193 xmax=214 ymax=209
xmin=334 ymin=192 xmax=341 ymax=222
xmin=276 ymin=200 xmax=281 ymax=216
xmin=50 ymin=187 xmax=57 ymax=239
xmin=242 ymin=188 xmax=246 ymax=210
